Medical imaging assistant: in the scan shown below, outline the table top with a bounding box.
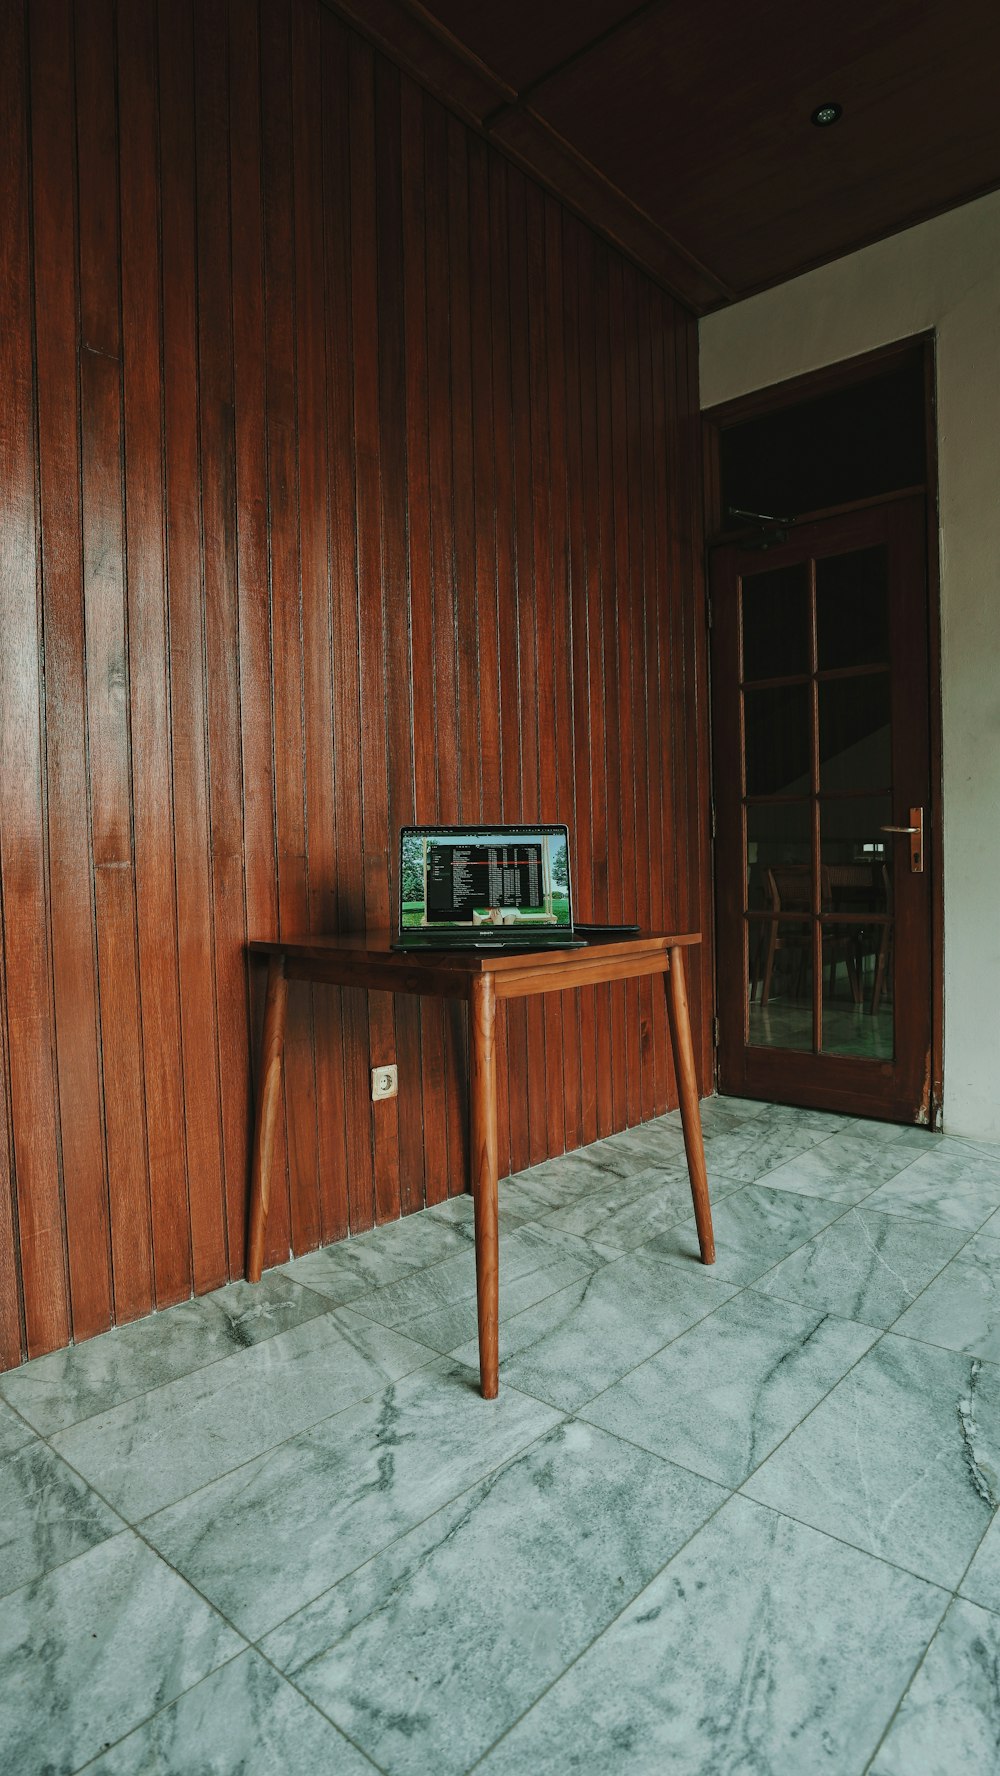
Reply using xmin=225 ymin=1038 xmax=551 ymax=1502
xmin=249 ymin=930 xmax=701 ymax=1000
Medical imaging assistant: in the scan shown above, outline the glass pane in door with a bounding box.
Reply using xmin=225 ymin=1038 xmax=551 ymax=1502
xmin=744 ymin=685 xmax=811 ymax=795
xmin=816 ymin=547 xmax=889 ymax=668
xmin=743 ymin=564 xmax=811 ymax=679
xmin=820 ymin=796 xmax=894 ymax=1059
xmin=747 ymin=915 xmax=814 ymax=1051
xmin=819 ymin=673 xmax=891 ymax=791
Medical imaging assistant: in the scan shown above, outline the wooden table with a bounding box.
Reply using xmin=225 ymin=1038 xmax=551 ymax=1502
xmin=246 ymin=932 xmax=715 ymax=1398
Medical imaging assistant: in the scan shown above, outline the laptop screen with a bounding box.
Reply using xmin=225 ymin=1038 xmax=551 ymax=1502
xmin=400 ymin=826 xmax=573 ymax=932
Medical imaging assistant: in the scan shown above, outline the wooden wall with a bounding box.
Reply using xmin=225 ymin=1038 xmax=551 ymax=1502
xmin=0 ymin=0 xmax=710 ymax=1369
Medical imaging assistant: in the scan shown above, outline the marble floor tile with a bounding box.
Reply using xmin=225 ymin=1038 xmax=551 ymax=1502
xmin=347 ymin=1225 xmax=593 ymax=1332
xmin=581 ymin=1292 xmax=878 ymax=1488
xmin=743 ymin=1335 xmax=1000 ymax=1588
xmin=475 ymin=1494 xmax=945 ymax=1776
xmin=0 ymin=1396 xmax=33 ymax=1456
xmin=0 ymin=1437 xmax=123 ymax=1598
xmin=761 ymin=1131 xmax=922 ymax=1205
xmin=693 ymin=1116 xmax=838 ymax=1184
xmin=279 ymin=1212 xmax=472 ymax=1305
xmin=959 ymin=1509 xmax=1000 ymax=1614
xmin=869 ymin=1598 xmax=1000 ymax=1775
xmin=500 ymin=1217 xmax=621 ymax=1274
xmin=425 ymin=1191 xmax=530 ymax=1232
xmin=0 ymin=1271 xmax=334 ymax=1438
xmin=402 ymin=1253 xmax=596 ymax=1356
xmin=699 ymin=1093 xmax=771 ymax=1121
xmin=600 ymin=1120 xmax=688 ymax=1170
xmin=455 ymin=1251 xmax=738 ymax=1411
xmin=501 ymin=1149 xmax=629 ymax=1213
xmin=534 ymin=1166 xmax=707 ymax=1248
xmin=262 ymin=1421 xmax=724 ymax=1776
xmin=892 ymin=1230 xmax=1000 ymax=1360
xmin=51 ymin=1309 xmax=434 ymax=1520
xmin=141 ymin=1358 xmax=561 ymax=1640
xmin=84 ymin=1648 xmax=378 ymax=1775
xmin=755 ymin=1207 xmax=967 ymax=1328
xmin=863 ymin=1139 xmax=1000 ymax=1231
xmin=844 ymin=1119 xmax=943 ymax=1151
xmin=643 ymin=1183 xmax=846 ymax=1285
xmin=0 ymin=1531 xmax=242 ymax=1776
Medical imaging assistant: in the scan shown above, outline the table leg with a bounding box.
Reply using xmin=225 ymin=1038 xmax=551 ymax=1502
xmin=469 ymin=971 xmax=499 ymax=1399
xmin=247 ymin=953 xmax=288 ymax=1284
xmin=664 ymin=947 xmax=715 ymax=1265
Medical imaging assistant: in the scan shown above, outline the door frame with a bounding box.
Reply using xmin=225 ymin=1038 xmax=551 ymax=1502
xmin=701 ymin=333 xmax=944 ymax=1125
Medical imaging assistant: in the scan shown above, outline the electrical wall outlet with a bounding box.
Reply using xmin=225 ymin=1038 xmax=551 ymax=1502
xmin=371 ymin=1064 xmax=397 ymax=1102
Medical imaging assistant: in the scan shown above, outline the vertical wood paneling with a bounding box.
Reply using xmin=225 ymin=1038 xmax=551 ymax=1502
xmin=294 ymin=0 xmax=347 ymax=1248
xmin=30 ymin=0 xmax=114 ymax=1339
xmin=119 ymin=0 xmax=191 ymax=1308
xmin=159 ymin=0 xmax=228 ymax=1294
xmin=0 ymin=0 xmax=711 ymax=1368
xmin=0 ymin=0 xmax=69 ymax=1359
xmin=195 ymin=0 xmax=251 ymax=1282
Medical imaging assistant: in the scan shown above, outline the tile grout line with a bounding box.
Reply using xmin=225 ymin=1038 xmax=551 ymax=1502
xmin=0 ymin=1101 xmax=945 ymax=1437
xmin=860 ymin=1560 xmax=981 ymax=1776
xmin=7 ymin=1100 xmax=997 ymax=1774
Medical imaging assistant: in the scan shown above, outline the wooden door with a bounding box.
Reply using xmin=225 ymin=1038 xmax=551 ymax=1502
xmin=711 ymin=497 xmax=934 ymax=1123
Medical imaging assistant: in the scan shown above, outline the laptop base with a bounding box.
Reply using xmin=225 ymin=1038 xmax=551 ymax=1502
xmin=391 ymin=933 xmax=586 ymax=953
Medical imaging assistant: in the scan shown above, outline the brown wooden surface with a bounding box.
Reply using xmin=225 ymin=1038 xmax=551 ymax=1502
xmin=342 ymin=0 xmax=1000 ymax=310
xmin=245 ymin=932 xmax=713 ymax=1394
xmin=247 ymin=956 xmax=290 ymax=1283
xmin=711 ymin=500 xmax=933 ymax=1123
xmin=469 ymin=972 xmax=499 ymax=1398
xmin=0 ymin=0 xmax=709 ymax=1369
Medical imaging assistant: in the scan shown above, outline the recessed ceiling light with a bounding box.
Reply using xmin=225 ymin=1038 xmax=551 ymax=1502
xmin=811 ymin=102 xmax=843 ymax=127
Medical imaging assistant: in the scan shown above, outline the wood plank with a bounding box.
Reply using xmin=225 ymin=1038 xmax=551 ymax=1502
xmin=30 ymin=0 xmax=113 ymax=1339
xmin=158 ymin=0 xmax=228 ymax=1292
xmin=644 ymin=288 xmax=671 ymax=1113
xmin=468 ymin=130 xmax=510 ymax=1181
xmin=195 ymin=0 xmax=251 ymax=1282
xmin=487 ymin=151 xmax=529 ymax=1176
xmin=400 ymin=74 xmax=449 ymax=1207
xmin=611 ymin=257 xmax=642 ymax=1129
xmin=0 ymin=941 xmax=23 ymax=1368
xmin=321 ymin=11 xmax=375 ymax=1237
xmin=622 ymin=263 xmax=653 ymax=1123
xmin=349 ymin=34 xmax=402 ymax=1226
xmin=118 ymin=0 xmax=191 ymax=1309
xmin=544 ymin=196 xmax=584 ymax=1155
xmin=578 ymin=230 xmax=614 ymax=1137
xmin=0 ymin=0 xmax=68 ymax=1359
xmin=424 ymin=94 xmax=467 ymax=1197
xmin=525 ymin=180 xmax=566 ymax=1162
xmin=293 ymin=0 xmax=349 ymax=1247
xmin=230 ymin=0 xmax=284 ymax=1265
xmin=506 ymin=166 xmax=549 ymax=1168
xmin=376 ymin=57 xmax=424 ymax=1218
xmin=562 ymin=215 xmax=599 ymax=1147
xmin=260 ymin=0 xmax=322 ymax=1259
xmin=80 ymin=342 xmax=154 ymax=1324
xmin=444 ymin=110 xmax=478 ymax=1192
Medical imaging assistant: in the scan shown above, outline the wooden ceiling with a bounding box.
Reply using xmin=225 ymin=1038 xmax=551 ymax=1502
xmin=328 ymin=0 xmax=1000 ymax=313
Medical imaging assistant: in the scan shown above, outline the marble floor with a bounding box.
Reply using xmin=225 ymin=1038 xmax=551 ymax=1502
xmin=3 ymin=1099 xmax=1000 ymax=1774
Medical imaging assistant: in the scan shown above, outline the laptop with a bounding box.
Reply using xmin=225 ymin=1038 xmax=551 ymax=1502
xmin=392 ymin=824 xmax=585 ymax=951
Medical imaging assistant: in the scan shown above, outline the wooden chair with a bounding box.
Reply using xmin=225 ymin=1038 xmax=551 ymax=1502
xmin=755 ymin=865 xmax=859 ymax=1006
xmin=870 ymin=864 xmax=893 ymax=1015
xmin=824 ymin=861 xmax=892 ymax=1015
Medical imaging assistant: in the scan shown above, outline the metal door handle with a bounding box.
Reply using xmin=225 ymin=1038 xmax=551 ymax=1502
xmin=880 ymin=808 xmax=924 ymax=873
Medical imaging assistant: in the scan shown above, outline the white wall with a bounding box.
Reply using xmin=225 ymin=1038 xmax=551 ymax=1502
xmin=700 ymin=190 xmax=1000 ymax=1140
